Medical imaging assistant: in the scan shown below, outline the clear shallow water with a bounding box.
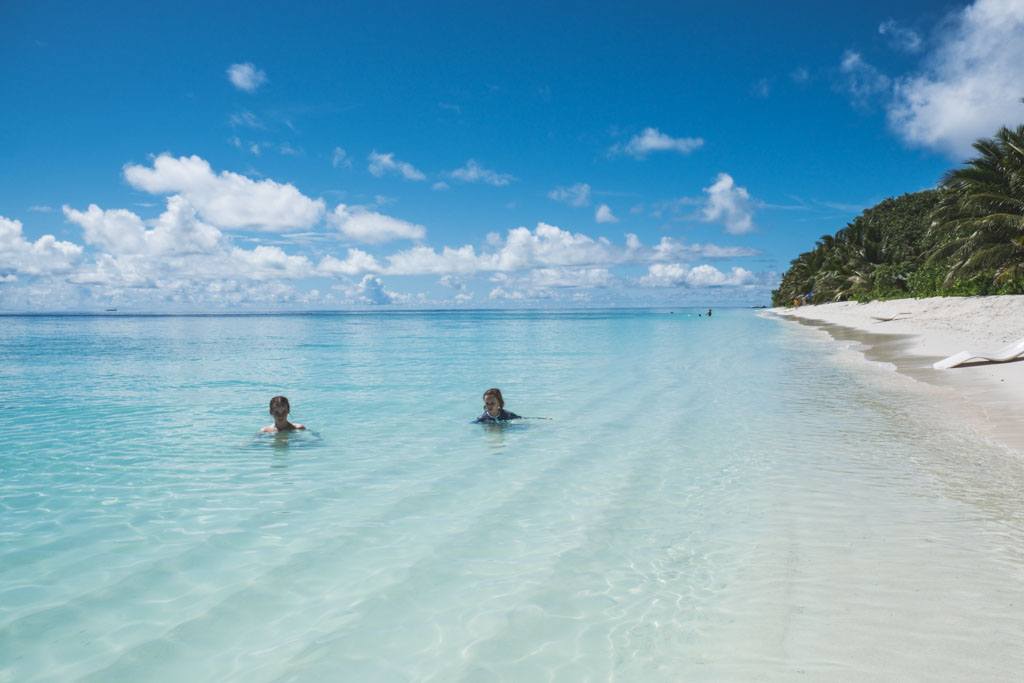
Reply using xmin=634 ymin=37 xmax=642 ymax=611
xmin=2 ymin=309 xmax=1024 ymax=681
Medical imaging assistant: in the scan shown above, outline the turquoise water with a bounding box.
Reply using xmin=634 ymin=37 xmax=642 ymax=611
xmin=3 ymin=309 xmax=1024 ymax=681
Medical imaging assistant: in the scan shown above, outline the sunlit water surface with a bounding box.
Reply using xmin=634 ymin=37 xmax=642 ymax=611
xmin=2 ymin=310 xmax=1023 ymax=681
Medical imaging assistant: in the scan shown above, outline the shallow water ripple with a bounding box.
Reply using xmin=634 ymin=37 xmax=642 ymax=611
xmin=1 ymin=311 xmax=1024 ymax=681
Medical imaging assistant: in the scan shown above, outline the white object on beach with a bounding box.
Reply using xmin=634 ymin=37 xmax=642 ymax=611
xmin=933 ymin=337 xmax=1024 ymax=370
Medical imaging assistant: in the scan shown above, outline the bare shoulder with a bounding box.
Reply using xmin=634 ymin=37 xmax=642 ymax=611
xmin=260 ymin=425 xmax=277 ymax=433
xmin=294 ymin=423 xmax=306 ymax=430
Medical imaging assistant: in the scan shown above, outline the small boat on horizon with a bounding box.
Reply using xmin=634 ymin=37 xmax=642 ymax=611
xmin=105 ymin=308 xmax=118 ymax=312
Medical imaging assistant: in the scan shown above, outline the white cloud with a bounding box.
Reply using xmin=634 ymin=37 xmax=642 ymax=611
xmin=484 ymin=223 xmax=615 ymax=271
xmin=702 ymin=173 xmax=755 ymax=234
xmin=548 ymin=182 xmax=591 ymax=207
xmin=838 ymin=50 xmax=892 ymax=106
xmin=385 ymin=244 xmax=481 ymax=275
xmin=523 ymin=267 xmax=614 ymax=288
xmin=887 ymin=0 xmax=1024 ymax=157
xmin=752 ymin=78 xmax=771 ymax=98
xmin=878 ymin=19 xmax=922 ymax=53
xmin=317 ymin=248 xmax=382 ymax=276
xmin=378 ymin=225 xmax=759 ymax=278
xmin=0 ymin=215 xmax=82 ymax=276
xmin=28 ymin=205 xmax=53 ymax=213
xmin=229 ymin=245 xmax=313 ymax=280
xmin=613 ymin=127 xmax=704 ymax=158
xmin=67 ymin=253 xmax=154 ymax=288
xmin=123 ymin=154 xmax=325 ymax=232
xmin=381 ymin=223 xmax=620 ymax=276
xmin=639 ymin=263 xmax=755 ymax=287
xmin=595 ymin=204 xmax=618 ymax=223
xmin=229 ymin=111 xmax=264 ymax=128
xmin=63 ymin=197 xmax=222 ymax=256
xmin=485 ymin=266 xmax=613 ymax=300
xmin=791 ymin=66 xmax=811 ymax=83
xmin=328 ymin=204 xmax=426 ymax=244
xmin=651 ymin=236 xmax=758 ymax=260
xmin=431 ymin=181 xmax=450 ymax=191
xmin=227 ymin=63 xmax=267 ymax=93
xmin=489 ymin=286 xmax=525 ymax=301
xmin=438 ymin=274 xmax=465 ymax=290
xmin=367 ymin=151 xmax=426 ymax=181
xmin=332 ymin=147 xmax=352 ymax=168
xmin=354 ymin=275 xmax=404 ymax=304
xmin=450 ymin=159 xmax=515 ymax=186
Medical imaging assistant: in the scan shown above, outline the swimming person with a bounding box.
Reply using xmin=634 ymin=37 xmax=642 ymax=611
xmin=261 ymin=395 xmax=305 ymax=433
xmin=707 ymin=308 xmax=712 ymax=317
xmin=475 ymin=388 xmax=521 ymax=423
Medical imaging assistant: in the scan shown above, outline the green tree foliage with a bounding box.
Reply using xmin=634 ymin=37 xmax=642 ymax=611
xmin=772 ymin=124 xmax=1024 ymax=306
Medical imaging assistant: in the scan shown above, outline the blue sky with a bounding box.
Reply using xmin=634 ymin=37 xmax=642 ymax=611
xmin=2 ymin=0 xmax=1022 ymax=310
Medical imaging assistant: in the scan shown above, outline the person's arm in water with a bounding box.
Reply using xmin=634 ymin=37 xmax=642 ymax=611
xmin=261 ymin=421 xmax=305 ymax=433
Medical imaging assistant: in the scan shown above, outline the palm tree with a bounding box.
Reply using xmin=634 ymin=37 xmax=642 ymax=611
xmin=928 ymin=125 xmax=1024 ymax=287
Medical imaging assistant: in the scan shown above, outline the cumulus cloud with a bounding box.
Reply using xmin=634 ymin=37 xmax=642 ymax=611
xmin=878 ymin=19 xmax=923 ymax=53
xmin=328 ymin=204 xmax=426 ymax=244
xmin=376 ymin=225 xmax=759 ymax=278
xmin=450 ymin=159 xmax=515 ymax=186
xmin=367 ymin=151 xmax=426 ymax=181
xmin=0 ymin=215 xmax=82 ymax=276
xmin=488 ymin=286 xmax=526 ymax=301
xmin=548 ymin=182 xmax=591 ymax=207
xmin=701 ymin=173 xmax=755 ymax=234
xmin=354 ymin=275 xmax=404 ymax=304
xmin=384 ymin=244 xmax=481 ymax=275
xmin=228 ymin=245 xmax=313 ymax=280
xmin=613 ymin=127 xmax=704 ymax=158
xmin=595 ymin=204 xmax=618 ymax=223
xmin=63 ymin=197 xmax=222 ymax=256
xmin=519 ymin=267 xmax=614 ymax=288
xmin=227 ymin=63 xmax=267 ymax=93
xmin=123 ymin=154 xmax=325 ymax=232
xmin=374 ymin=224 xmax=618 ymax=277
xmin=317 ymin=248 xmax=382 ymax=276
xmin=639 ymin=263 xmax=755 ymax=287
xmin=887 ymin=0 xmax=1024 ymax=157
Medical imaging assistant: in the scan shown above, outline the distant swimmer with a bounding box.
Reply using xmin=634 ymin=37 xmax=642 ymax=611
xmin=475 ymin=388 xmax=521 ymax=423
xmin=707 ymin=308 xmax=712 ymax=317
xmin=261 ymin=395 xmax=305 ymax=433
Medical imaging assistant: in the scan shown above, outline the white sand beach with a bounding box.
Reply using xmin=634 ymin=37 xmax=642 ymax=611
xmin=770 ymin=295 xmax=1024 ymax=453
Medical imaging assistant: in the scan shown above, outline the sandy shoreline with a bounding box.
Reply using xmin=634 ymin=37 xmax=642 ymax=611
xmin=768 ymin=295 xmax=1024 ymax=453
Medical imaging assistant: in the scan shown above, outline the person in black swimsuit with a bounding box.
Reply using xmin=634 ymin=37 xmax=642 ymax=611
xmin=475 ymin=388 xmax=521 ymax=423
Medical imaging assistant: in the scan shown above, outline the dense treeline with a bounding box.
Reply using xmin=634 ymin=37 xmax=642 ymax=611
xmin=772 ymin=124 xmax=1024 ymax=306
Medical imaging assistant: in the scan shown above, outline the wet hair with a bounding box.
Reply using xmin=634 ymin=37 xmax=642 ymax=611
xmin=482 ymin=388 xmax=504 ymax=408
xmin=269 ymin=395 xmax=290 ymax=415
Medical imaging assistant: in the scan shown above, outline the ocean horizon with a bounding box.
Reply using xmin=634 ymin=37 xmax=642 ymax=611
xmin=3 ymin=308 xmax=1023 ymax=680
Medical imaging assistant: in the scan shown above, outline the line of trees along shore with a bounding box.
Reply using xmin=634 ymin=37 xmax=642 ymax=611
xmin=772 ymin=124 xmax=1024 ymax=307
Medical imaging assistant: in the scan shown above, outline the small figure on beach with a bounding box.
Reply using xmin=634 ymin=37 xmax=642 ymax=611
xmin=475 ymin=388 xmax=521 ymax=423
xmin=261 ymin=395 xmax=305 ymax=433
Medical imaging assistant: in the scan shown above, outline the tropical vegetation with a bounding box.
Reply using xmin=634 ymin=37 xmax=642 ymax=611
xmin=772 ymin=124 xmax=1024 ymax=306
